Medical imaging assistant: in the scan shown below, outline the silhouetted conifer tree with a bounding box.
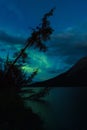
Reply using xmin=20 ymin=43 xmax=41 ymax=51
xmin=2 ymin=8 xmax=55 ymax=99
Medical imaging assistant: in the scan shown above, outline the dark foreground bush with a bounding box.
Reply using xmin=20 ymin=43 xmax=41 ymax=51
xmin=0 ymin=88 xmax=44 ymax=130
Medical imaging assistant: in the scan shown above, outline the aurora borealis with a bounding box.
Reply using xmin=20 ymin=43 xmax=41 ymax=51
xmin=0 ymin=0 xmax=87 ymax=81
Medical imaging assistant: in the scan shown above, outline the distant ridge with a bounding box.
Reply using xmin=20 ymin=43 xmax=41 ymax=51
xmin=30 ymin=57 xmax=87 ymax=87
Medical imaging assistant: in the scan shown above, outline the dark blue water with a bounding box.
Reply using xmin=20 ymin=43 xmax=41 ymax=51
xmin=24 ymin=87 xmax=87 ymax=130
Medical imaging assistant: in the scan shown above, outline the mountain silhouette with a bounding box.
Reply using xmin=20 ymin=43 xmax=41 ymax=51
xmin=30 ymin=57 xmax=87 ymax=87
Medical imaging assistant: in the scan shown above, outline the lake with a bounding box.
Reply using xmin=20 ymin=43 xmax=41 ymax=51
xmin=22 ymin=87 xmax=87 ymax=130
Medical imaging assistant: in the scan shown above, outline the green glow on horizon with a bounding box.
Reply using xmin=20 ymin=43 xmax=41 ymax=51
xmin=21 ymin=65 xmax=42 ymax=73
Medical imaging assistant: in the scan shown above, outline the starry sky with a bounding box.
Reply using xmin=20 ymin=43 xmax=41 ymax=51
xmin=0 ymin=0 xmax=87 ymax=81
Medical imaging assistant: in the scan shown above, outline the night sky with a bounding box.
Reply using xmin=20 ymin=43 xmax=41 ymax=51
xmin=0 ymin=0 xmax=87 ymax=81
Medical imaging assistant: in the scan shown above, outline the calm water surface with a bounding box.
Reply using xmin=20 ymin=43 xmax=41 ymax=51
xmin=23 ymin=87 xmax=87 ymax=130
